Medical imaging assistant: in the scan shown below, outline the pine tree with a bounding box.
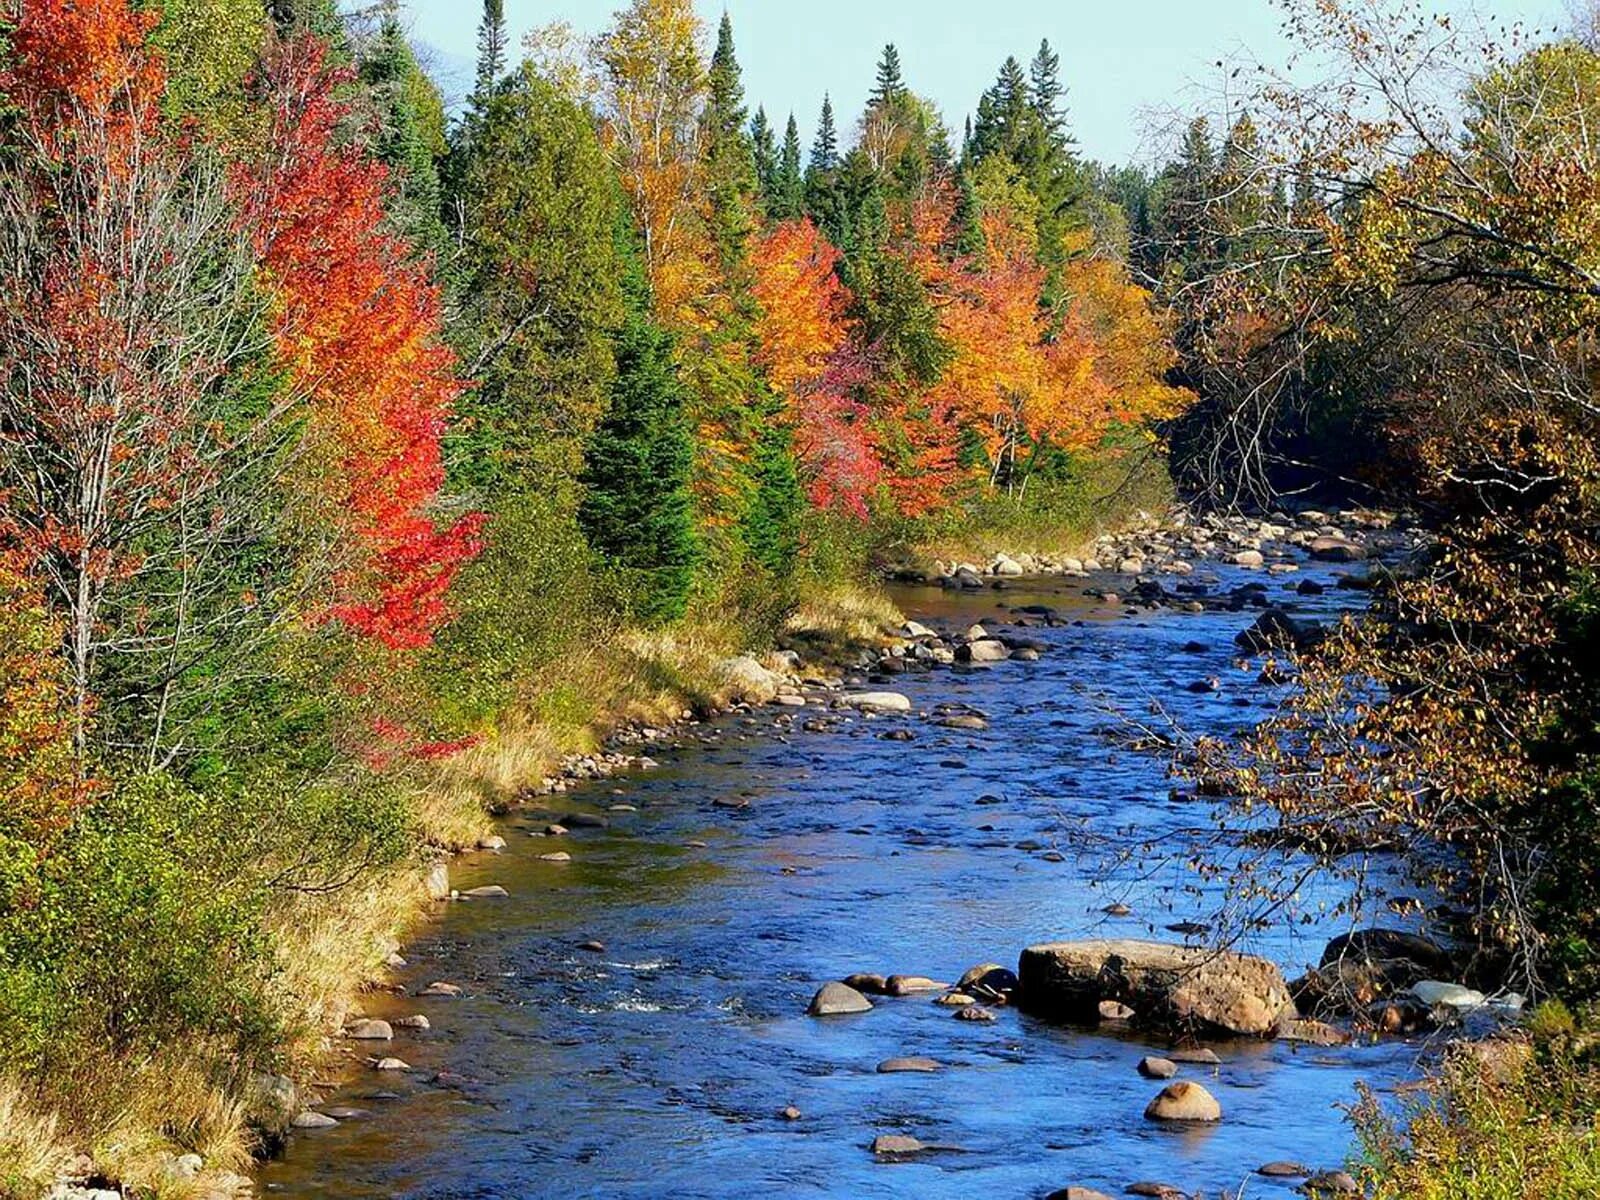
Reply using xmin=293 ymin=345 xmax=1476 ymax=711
xmin=869 ymin=43 xmax=907 ymax=111
xmin=751 ymin=106 xmax=779 ymax=215
xmin=474 ymin=0 xmax=507 ymax=103
xmin=809 ymin=94 xmax=839 ymax=173
xmin=703 ymin=12 xmax=757 ymax=273
xmin=1028 ymin=39 xmax=1066 ymax=146
xmin=361 ymin=10 xmax=445 ymax=260
xmin=969 ymin=56 xmax=1032 ymax=164
xmin=579 ymin=215 xmax=699 ymax=624
xmin=776 ymin=113 xmax=805 ymax=219
xmin=742 ymin=398 xmax=805 ymax=579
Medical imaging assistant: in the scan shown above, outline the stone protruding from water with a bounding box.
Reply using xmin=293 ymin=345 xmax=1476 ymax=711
xmin=1017 ymin=939 xmax=1294 ymax=1037
xmin=1144 ymin=1080 xmax=1222 ymax=1122
xmin=807 ymin=981 xmax=873 ymax=1016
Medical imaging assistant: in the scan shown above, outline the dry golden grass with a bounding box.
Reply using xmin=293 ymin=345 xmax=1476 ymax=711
xmin=1 ymin=587 xmax=903 ymax=1198
xmin=0 ymin=1078 xmax=71 ymax=1200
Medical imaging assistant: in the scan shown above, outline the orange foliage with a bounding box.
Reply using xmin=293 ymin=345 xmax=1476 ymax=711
xmin=239 ymin=36 xmax=482 ymax=650
xmin=752 ymin=220 xmax=850 ymax=393
xmin=0 ymin=0 xmax=164 ymax=150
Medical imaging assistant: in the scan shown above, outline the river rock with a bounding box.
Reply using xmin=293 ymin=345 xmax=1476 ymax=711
xmin=1278 ymin=1017 xmax=1350 ymax=1046
xmin=936 ymin=992 xmax=977 ymax=1006
xmin=900 ymin=620 xmax=937 ymax=639
xmin=538 ymin=852 xmax=572 ymax=863
xmin=808 ymin=981 xmax=873 ymax=1016
xmin=877 ymin=1057 xmax=941 ymax=1073
xmin=843 ymin=972 xmax=890 ymax=995
xmin=955 ymin=1005 xmax=997 ymax=1022
xmin=717 ymin=654 xmax=783 ymax=704
xmin=1303 ymin=1170 xmax=1360 ymax=1194
xmin=1144 ymin=1080 xmax=1222 ymax=1123
xmin=936 ymin=714 xmax=989 ymax=730
xmin=1125 ymin=1184 xmax=1185 ymax=1199
xmin=1294 ymin=928 xmax=1454 ymax=1015
xmin=1257 ymin=1162 xmax=1310 ymax=1177
xmin=1098 ymin=1000 xmax=1135 ymax=1021
xmin=1309 ymin=535 xmax=1367 ymax=563
xmin=290 ymin=1111 xmax=338 ymax=1129
xmin=871 ymin=1134 xmax=926 ymax=1156
xmin=1234 ymin=550 xmax=1265 ymax=568
xmin=844 ymin=691 xmax=913 ymax=713
xmin=419 ymin=981 xmax=463 ymax=997
xmin=992 ymin=554 xmax=1025 ymax=576
xmin=424 ymin=861 xmax=450 ymax=900
xmin=1236 ymin=608 xmax=1324 ymax=652
xmin=464 ymin=885 xmax=508 ymax=899
xmin=1168 ymin=1048 xmax=1222 ymax=1065
xmin=1018 ymin=939 xmax=1294 ymax=1037
xmin=1138 ymin=1056 xmax=1178 ymax=1079
xmin=1046 ymin=1190 xmax=1116 ymax=1200
xmin=372 ymin=1057 xmax=410 ymax=1071
xmin=1411 ymin=980 xmax=1486 ymax=1010
xmin=393 ymin=1014 xmax=430 ymax=1030
xmin=885 ymin=974 xmax=944 ymax=996
xmin=957 ymin=964 xmax=1019 ymax=1002
xmin=478 ymin=835 xmax=506 ymax=851
xmin=956 ymin=639 xmax=1010 ymax=664
xmin=343 ymin=1018 xmax=393 ymax=1041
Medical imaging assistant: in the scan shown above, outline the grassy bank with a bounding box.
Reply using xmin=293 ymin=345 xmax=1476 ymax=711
xmin=0 ymin=446 xmax=1159 ymax=1200
xmin=0 ymin=581 xmax=901 ymax=1200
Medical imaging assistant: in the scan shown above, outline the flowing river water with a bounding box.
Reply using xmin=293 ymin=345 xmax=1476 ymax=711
xmin=260 ymin=548 xmax=1431 ymax=1199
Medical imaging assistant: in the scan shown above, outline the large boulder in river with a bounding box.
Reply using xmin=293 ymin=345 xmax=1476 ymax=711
xmin=956 ymin=639 xmax=1010 ymax=664
xmin=716 ymin=654 xmax=782 ymax=705
xmin=1144 ymin=1080 xmax=1222 ymax=1123
xmin=843 ymin=691 xmax=912 ymax=713
xmin=1292 ymin=928 xmax=1455 ymax=1016
xmin=1235 ymin=608 xmax=1325 ymax=653
xmin=807 ymin=981 xmax=873 ymax=1016
xmin=1309 ymin=535 xmax=1367 ymax=563
xmin=1017 ymin=939 xmax=1294 ymax=1037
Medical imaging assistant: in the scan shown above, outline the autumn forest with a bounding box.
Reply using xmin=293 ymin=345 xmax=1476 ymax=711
xmin=4 ymin=0 xmax=1600 ymax=1195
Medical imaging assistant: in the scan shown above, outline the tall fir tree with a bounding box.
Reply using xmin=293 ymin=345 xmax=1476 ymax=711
xmin=579 ymin=214 xmax=699 ymax=624
xmin=751 ymin=106 xmax=779 ymax=215
xmin=869 ymin=43 xmax=907 ymax=111
xmin=776 ymin=113 xmax=805 ymax=219
xmin=702 ymin=12 xmax=757 ymax=275
xmin=809 ymin=94 xmax=839 ymax=173
xmin=1028 ymin=39 xmax=1067 ymax=146
xmin=474 ymin=0 xmax=508 ymax=103
xmin=742 ymin=399 xmax=805 ymax=581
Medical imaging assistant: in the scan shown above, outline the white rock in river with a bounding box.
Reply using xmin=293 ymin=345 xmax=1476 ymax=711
xmin=843 ymin=692 xmax=912 ymax=713
xmin=900 ymin=620 xmax=937 ymax=639
xmin=1411 ymin=980 xmax=1487 ymax=1009
xmin=1144 ymin=1080 xmax=1222 ymax=1123
xmin=808 ymin=981 xmax=874 ymax=1016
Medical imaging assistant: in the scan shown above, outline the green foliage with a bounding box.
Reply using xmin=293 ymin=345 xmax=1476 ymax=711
xmin=1356 ymin=1036 xmax=1600 ymax=1199
xmin=150 ymin=0 xmax=267 ymax=128
xmin=450 ymin=64 xmax=625 ymax=487
xmin=0 ymin=768 xmax=411 ymax=1078
xmin=578 ymin=221 xmax=699 ymax=625
xmin=741 ymin=401 xmax=805 ymax=580
xmin=360 ymin=14 xmax=447 ymax=258
xmin=702 ymin=12 xmax=758 ymax=276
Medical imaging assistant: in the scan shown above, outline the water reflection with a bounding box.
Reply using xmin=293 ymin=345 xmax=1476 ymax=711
xmin=261 ymin=561 xmax=1428 ymax=1199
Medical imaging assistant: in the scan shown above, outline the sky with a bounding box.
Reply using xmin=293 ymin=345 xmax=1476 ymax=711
xmin=398 ymin=0 xmax=1572 ymax=165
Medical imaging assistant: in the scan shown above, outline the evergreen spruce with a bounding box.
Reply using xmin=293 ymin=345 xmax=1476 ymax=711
xmin=703 ymin=12 xmax=757 ymax=274
xmin=751 ymin=106 xmax=779 ymax=214
xmin=809 ymin=94 xmax=839 ymax=173
xmin=360 ymin=10 xmax=445 ymax=259
xmin=869 ymin=43 xmax=907 ymax=111
xmin=474 ymin=0 xmax=508 ymax=103
xmin=742 ymin=399 xmax=805 ymax=579
xmin=579 ymin=217 xmax=699 ymax=624
xmin=1028 ymin=39 xmax=1067 ymax=146
xmin=776 ymin=113 xmax=805 ymax=219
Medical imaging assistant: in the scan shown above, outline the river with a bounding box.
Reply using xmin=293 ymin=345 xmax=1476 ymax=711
xmin=260 ymin=548 xmax=1428 ymax=1199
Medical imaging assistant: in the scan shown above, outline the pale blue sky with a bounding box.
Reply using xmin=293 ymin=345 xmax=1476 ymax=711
xmin=396 ymin=0 xmax=1569 ymax=164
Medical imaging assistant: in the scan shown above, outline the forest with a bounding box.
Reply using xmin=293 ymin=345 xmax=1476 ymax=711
xmin=1 ymin=0 xmax=1598 ymax=1196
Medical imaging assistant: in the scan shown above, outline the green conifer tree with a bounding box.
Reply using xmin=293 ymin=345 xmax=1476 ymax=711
xmin=751 ymin=106 xmax=779 ymax=215
xmin=869 ymin=43 xmax=908 ymax=111
xmin=579 ymin=217 xmax=699 ymax=624
xmin=703 ymin=13 xmax=758 ymax=275
xmin=776 ymin=113 xmax=805 ymax=220
xmin=361 ymin=10 xmax=446 ymax=260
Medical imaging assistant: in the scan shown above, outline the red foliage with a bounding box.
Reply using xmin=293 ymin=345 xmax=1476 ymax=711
xmin=0 ymin=0 xmax=164 ymax=151
xmin=752 ymin=220 xmax=881 ymax=518
xmin=237 ymin=36 xmax=482 ymax=650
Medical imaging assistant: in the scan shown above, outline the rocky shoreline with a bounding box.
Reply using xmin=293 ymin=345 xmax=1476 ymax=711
xmin=178 ymin=504 xmax=1514 ymax=1200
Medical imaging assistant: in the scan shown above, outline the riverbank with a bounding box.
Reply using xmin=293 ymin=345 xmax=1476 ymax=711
xmin=248 ymin=504 xmax=1489 ymax=1200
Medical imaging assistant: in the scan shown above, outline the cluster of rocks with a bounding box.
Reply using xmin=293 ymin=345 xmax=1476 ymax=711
xmin=45 ymin=1153 xmax=253 ymax=1200
xmin=898 ymin=505 xmax=1414 ymax=595
xmin=804 ymin=925 xmax=1513 ymax=1183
